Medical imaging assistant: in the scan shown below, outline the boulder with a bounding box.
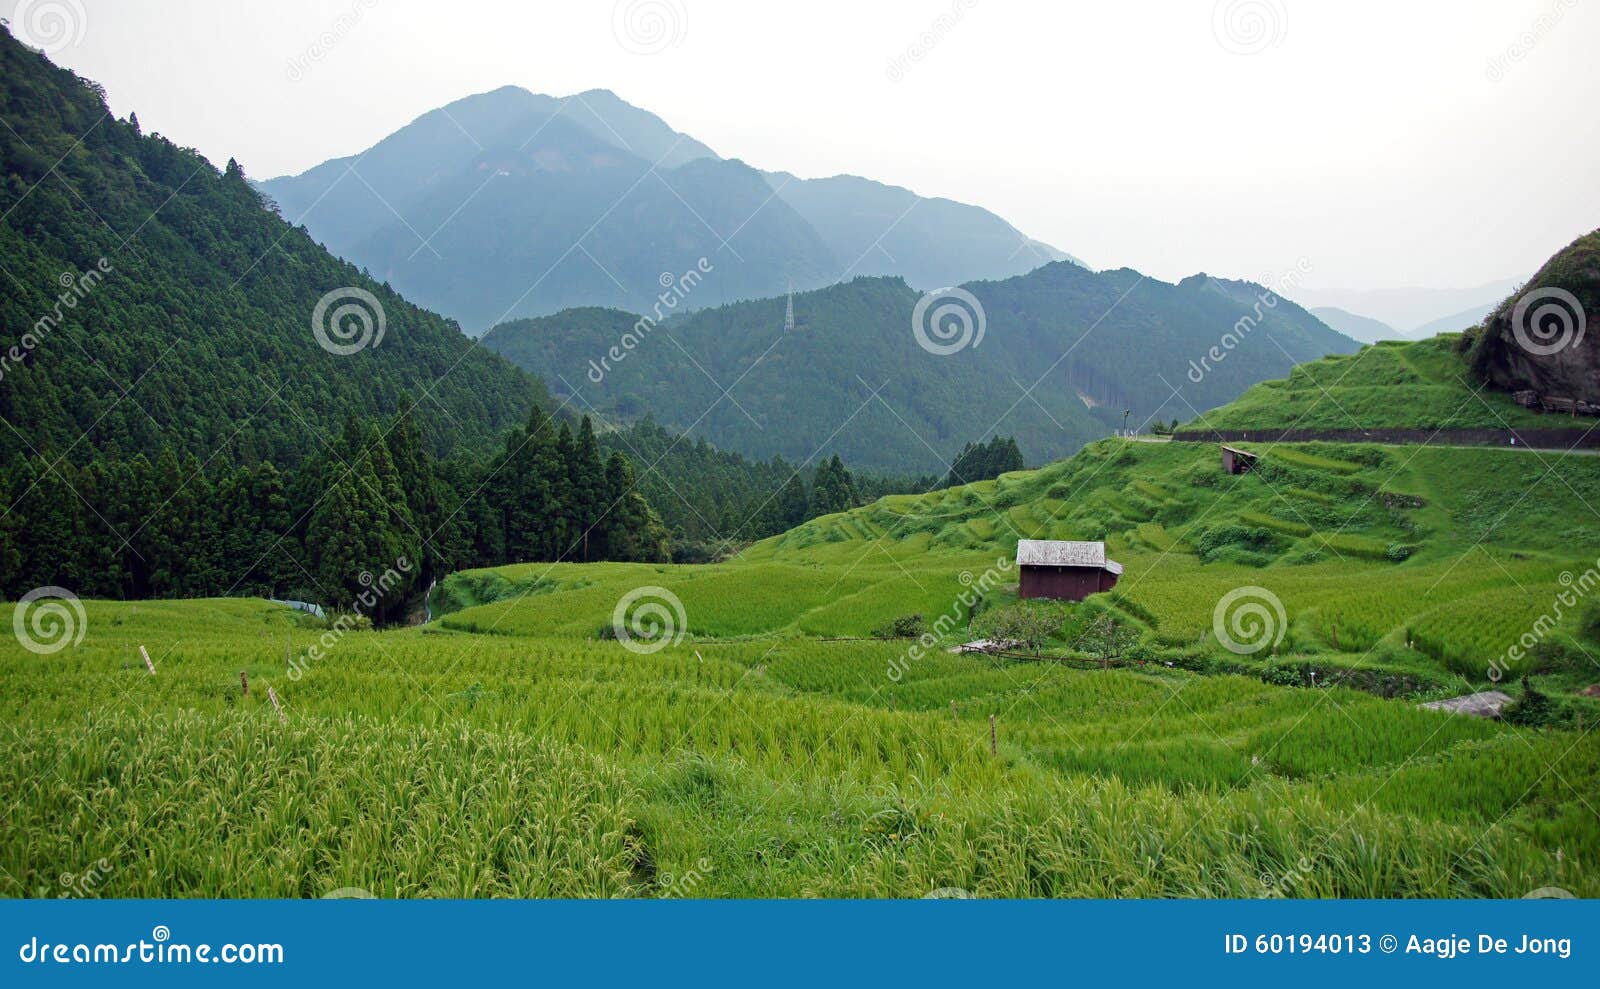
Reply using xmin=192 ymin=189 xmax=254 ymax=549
xmin=1470 ymin=229 xmax=1600 ymax=405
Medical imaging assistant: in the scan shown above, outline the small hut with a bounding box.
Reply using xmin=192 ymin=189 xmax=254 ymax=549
xmin=1220 ymin=444 xmax=1258 ymax=475
xmin=1016 ymin=539 xmax=1122 ymax=601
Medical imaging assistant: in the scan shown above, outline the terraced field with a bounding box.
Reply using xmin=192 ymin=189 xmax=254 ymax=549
xmin=5 ymin=437 xmax=1596 ymax=898
xmin=1198 ymin=335 xmax=1555 ymax=432
xmin=3 ymin=597 xmax=1595 ymax=898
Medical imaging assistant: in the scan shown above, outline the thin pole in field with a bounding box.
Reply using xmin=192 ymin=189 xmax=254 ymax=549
xmin=139 ymin=645 xmax=156 ymax=675
xmin=240 ymin=670 xmax=249 ymax=696
xmin=989 ymin=713 xmax=997 ymax=756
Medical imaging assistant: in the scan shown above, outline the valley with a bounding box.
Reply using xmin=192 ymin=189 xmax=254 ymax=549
xmin=2 ymin=13 xmax=1596 ymax=915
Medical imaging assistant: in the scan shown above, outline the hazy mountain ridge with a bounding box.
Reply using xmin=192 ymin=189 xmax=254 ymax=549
xmin=258 ymin=86 xmax=1076 ymax=331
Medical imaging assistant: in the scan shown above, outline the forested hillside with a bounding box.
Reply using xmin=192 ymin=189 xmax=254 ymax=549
xmin=0 ymin=27 xmax=546 ymax=466
xmin=483 ymin=264 xmax=1357 ymax=473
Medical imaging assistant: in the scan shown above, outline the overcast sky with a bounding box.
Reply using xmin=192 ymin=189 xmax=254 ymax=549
xmin=11 ymin=0 xmax=1597 ymax=293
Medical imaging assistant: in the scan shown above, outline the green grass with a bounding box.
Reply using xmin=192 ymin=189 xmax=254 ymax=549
xmin=5 ymin=431 xmax=1599 ymax=899
xmin=1196 ymin=334 xmax=1556 ymax=432
xmin=3 ymin=598 xmax=1594 ymax=897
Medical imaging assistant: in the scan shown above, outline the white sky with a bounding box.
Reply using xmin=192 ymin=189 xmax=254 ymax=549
xmin=11 ymin=0 xmax=1599 ymax=292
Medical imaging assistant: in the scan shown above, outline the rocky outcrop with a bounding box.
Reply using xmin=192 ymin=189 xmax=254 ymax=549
xmin=1471 ymin=229 xmax=1600 ymax=405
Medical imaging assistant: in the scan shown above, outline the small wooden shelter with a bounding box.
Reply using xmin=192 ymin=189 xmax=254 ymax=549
xmin=1016 ymin=539 xmax=1122 ymax=601
xmin=1220 ymin=444 xmax=1258 ymax=475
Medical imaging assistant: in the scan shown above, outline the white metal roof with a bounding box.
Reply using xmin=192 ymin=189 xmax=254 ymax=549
xmin=1016 ymin=539 xmax=1121 ymax=574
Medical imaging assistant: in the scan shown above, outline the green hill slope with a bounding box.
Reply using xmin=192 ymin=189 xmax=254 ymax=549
xmin=1191 ymin=334 xmax=1552 ymax=433
xmin=0 ymin=28 xmax=546 ymax=465
xmin=483 ymin=264 xmax=1357 ymax=473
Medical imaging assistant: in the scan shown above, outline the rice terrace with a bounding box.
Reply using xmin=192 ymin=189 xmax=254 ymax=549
xmin=2 ymin=0 xmax=1599 ymax=938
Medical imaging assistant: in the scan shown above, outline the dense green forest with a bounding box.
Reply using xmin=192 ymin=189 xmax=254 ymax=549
xmin=0 ymin=408 xmax=668 ymax=615
xmin=943 ymin=435 xmax=1024 ymax=488
xmin=482 ymin=264 xmax=1356 ymax=473
xmin=595 ymin=417 xmax=934 ymax=559
xmin=0 ymin=28 xmax=674 ymax=613
xmin=0 ymin=27 xmax=545 ymax=466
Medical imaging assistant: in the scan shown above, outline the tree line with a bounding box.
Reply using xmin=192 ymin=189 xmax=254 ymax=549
xmin=943 ymin=436 xmax=1025 ymax=488
xmin=0 ymin=407 xmax=667 ymax=621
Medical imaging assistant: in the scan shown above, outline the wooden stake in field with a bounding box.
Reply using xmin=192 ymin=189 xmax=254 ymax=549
xmin=139 ymin=645 xmax=156 ymax=676
xmin=989 ymin=713 xmax=997 ymax=756
xmin=267 ymin=686 xmax=287 ymax=724
xmin=951 ymin=699 xmax=958 ymax=722
xmin=240 ymin=670 xmax=249 ymax=696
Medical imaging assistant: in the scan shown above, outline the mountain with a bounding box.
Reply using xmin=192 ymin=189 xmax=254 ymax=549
xmin=0 ymin=28 xmax=545 ymax=466
xmin=1407 ymin=302 xmax=1498 ymax=338
xmin=257 ymin=86 xmax=1075 ymax=332
xmin=760 ymin=170 xmax=1083 ymax=287
xmin=481 ymin=263 xmax=1357 ymax=474
xmin=1309 ymin=306 xmax=1401 ymax=343
xmin=1287 ymin=276 xmax=1524 ymax=334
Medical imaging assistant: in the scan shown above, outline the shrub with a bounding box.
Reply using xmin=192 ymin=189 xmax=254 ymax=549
xmin=1386 ymin=543 xmax=1419 ymax=562
xmin=872 ymin=614 xmax=926 ymax=639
